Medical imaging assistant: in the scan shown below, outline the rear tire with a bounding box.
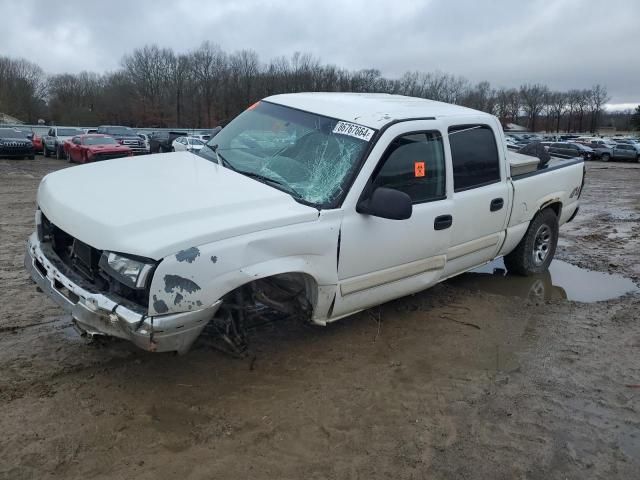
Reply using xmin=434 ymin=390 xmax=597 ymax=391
xmin=504 ymin=208 xmax=559 ymax=276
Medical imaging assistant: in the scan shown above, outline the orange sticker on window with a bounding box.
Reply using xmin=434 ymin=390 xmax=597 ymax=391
xmin=414 ymin=161 xmax=426 ymax=177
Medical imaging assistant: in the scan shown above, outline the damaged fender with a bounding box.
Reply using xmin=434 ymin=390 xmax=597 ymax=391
xmin=147 ymin=210 xmax=343 ymax=323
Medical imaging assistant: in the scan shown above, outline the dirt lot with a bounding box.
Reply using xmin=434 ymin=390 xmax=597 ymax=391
xmin=1 ymin=157 xmax=639 ymax=479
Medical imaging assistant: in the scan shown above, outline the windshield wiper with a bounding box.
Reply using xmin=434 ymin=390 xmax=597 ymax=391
xmin=202 ymin=143 xmax=235 ymax=170
xmin=237 ymin=170 xmax=303 ymax=200
xmin=202 ymin=144 xmax=303 ymax=202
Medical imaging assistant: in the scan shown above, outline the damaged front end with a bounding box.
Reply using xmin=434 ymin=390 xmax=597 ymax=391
xmin=24 ymin=211 xmax=221 ymax=354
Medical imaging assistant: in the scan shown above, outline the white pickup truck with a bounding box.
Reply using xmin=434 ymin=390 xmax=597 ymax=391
xmin=25 ymin=93 xmax=585 ymax=354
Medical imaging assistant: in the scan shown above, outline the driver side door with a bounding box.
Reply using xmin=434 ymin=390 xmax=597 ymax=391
xmin=332 ymin=128 xmax=453 ymax=318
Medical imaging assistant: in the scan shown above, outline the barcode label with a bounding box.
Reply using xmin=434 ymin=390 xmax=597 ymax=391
xmin=332 ymin=121 xmax=375 ymax=141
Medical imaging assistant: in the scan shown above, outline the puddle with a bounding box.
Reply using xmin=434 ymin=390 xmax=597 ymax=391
xmin=450 ymin=259 xmax=637 ymax=303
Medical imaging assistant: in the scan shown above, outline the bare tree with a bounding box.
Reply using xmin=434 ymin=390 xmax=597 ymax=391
xmin=548 ymin=91 xmax=567 ymax=133
xmin=588 ymin=84 xmax=610 ymax=133
xmin=520 ymin=84 xmax=549 ymax=132
xmin=0 ymin=48 xmax=620 ymax=132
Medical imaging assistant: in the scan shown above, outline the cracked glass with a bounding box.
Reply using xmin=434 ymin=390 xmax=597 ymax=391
xmin=199 ymin=101 xmax=373 ymax=208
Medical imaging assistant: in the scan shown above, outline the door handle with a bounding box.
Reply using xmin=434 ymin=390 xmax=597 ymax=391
xmin=434 ymin=214 xmax=453 ymax=230
xmin=490 ymin=198 xmax=504 ymax=212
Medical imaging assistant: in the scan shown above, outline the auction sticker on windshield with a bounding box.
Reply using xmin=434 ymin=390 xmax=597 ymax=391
xmin=332 ymin=121 xmax=375 ymax=141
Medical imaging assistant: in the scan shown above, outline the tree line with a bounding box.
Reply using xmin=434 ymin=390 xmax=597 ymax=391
xmin=1 ymin=43 xmax=637 ymax=132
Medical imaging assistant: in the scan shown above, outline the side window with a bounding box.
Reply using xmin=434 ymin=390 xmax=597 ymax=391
xmin=449 ymin=125 xmax=500 ymax=192
xmin=371 ymin=132 xmax=446 ymax=203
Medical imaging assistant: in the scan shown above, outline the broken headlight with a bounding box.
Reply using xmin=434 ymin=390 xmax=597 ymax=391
xmin=99 ymin=252 xmax=156 ymax=289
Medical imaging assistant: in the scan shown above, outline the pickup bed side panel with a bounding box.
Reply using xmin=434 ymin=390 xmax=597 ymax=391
xmin=147 ymin=211 xmax=342 ymax=321
xmin=498 ymin=163 xmax=583 ymax=257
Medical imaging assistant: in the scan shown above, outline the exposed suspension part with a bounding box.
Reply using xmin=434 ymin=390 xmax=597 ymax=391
xmin=202 ymin=275 xmax=312 ymax=357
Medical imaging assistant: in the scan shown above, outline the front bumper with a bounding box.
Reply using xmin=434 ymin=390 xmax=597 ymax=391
xmin=24 ymin=233 xmax=221 ymax=353
xmin=0 ymin=146 xmax=34 ymax=157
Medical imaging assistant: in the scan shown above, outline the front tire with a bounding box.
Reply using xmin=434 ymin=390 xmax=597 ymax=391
xmin=43 ymin=145 xmax=49 ymax=157
xmin=504 ymin=208 xmax=559 ymax=276
xmin=601 ymin=153 xmax=610 ymax=162
xmin=55 ymin=146 xmax=62 ymax=160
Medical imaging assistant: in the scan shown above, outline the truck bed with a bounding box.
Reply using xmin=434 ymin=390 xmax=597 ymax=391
xmin=511 ymin=156 xmax=583 ymax=181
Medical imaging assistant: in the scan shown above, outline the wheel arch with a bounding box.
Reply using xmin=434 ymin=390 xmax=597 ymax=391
xmin=540 ymin=199 xmax=562 ymax=218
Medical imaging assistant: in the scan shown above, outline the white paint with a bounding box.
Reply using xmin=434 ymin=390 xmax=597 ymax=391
xmin=37 ymin=152 xmax=319 ymax=259
xmin=31 ymin=93 xmax=584 ymax=336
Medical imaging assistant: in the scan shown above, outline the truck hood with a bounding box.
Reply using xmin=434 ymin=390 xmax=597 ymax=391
xmin=37 ymin=152 xmax=319 ymax=259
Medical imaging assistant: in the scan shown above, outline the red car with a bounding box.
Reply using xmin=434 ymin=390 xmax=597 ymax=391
xmin=64 ymin=134 xmax=133 ymax=163
xmin=31 ymin=133 xmax=43 ymax=153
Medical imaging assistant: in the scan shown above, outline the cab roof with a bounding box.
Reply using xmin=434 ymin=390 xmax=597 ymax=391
xmin=265 ymin=92 xmax=487 ymax=130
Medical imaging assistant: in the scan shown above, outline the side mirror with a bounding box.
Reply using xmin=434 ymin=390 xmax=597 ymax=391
xmin=357 ymin=187 xmax=412 ymax=220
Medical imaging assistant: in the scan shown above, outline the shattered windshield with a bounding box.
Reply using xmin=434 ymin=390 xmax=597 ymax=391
xmin=199 ymin=101 xmax=373 ymax=208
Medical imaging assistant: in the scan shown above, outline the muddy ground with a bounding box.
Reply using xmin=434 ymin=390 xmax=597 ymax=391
xmin=0 ymin=157 xmax=638 ymax=479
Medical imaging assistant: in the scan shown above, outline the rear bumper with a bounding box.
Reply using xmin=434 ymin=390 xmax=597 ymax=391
xmin=24 ymin=233 xmax=221 ymax=353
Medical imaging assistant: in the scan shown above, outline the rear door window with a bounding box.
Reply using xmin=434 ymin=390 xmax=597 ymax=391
xmin=448 ymin=125 xmax=500 ymax=192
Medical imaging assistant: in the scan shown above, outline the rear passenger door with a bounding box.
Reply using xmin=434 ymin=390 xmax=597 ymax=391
xmin=442 ymin=123 xmax=509 ymax=277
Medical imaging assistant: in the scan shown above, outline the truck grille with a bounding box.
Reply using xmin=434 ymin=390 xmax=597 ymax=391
xmin=39 ymin=212 xmax=150 ymax=308
xmin=2 ymin=141 xmax=32 ymax=153
xmin=40 ymin=213 xmax=103 ymax=284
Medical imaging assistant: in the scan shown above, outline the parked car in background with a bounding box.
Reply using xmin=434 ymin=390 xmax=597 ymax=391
xmin=190 ymin=133 xmax=212 ymax=142
xmin=30 ymin=131 xmax=43 ymax=153
xmin=43 ymin=127 xmax=85 ymax=159
xmin=96 ymin=126 xmax=147 ymax=155
xmin=546 ymin=142 xmax=593 ymax=160
xmin=0 ymin=128 xmax=35 ymax=159
xmin=84 ymin=128 xmax=98 ymax=134
xmin=189 ymin=127 xmax=222 ymax=143
xmin=172 ymin=136 xmax=205 ymax=153
xmin=137 ymin=133 xmax=151 ymax=153
xmin=612 ymin=138 xmax=640 ymax=147
xmin=575 ymin=137 xmax=615 ymax=148
xmin=505 ymin=136 xmax=521 ymax=150
xmin=580 ymin=142 xmax=639 ymax=162
xmin=64 ymin=134 xmax=133 ymax=163
xmin=149 ymin=131 xmax=187 ymax=153
xmin=559 ymin=134 xmax=581 ymax=141
xmin=605 ymin=143 xmax=640 ymax=162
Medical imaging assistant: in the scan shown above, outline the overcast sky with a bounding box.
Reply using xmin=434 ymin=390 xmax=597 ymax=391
xmin=2 ymin=0 xmax=638 ymax=106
